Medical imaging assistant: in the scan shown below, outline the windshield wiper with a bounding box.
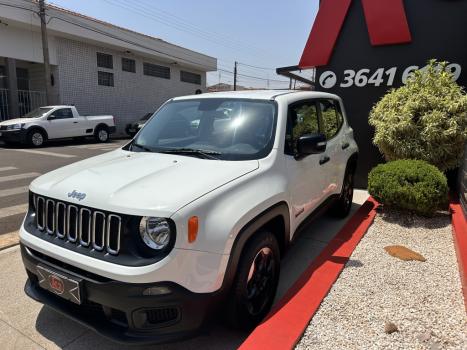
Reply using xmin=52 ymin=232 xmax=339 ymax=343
xmin=159 ymin=148 xmax=221 ymax=160
xmin=131 ymin=141 xmax=153 ymax=152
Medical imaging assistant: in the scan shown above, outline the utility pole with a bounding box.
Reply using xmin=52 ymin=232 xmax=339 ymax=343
xmin=39 ymin=0 xmax=53 ymax=105
xmin=233 ymin=61 xmax=237 ymax=91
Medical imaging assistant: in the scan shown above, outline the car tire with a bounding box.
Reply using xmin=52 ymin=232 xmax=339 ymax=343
xmin=331 ymin=167 xmax=354 ymax=218
xmin=227 ymin=231 xmax=280 ymax=330
xmin=94 ymin=126 xmax=109 ymax=143
xmin=27 ymin=129 xmax=46 ymax=147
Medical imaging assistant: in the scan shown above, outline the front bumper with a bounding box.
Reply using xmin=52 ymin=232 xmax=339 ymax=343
xmin=21 ymin=243 xmax=224 ymax=344
xmin=0 ymin=128 xmax=27 ymax=143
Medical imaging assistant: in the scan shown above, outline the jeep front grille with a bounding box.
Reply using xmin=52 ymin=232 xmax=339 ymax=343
xmin=33 ymin=195 xmax=121 ymax=255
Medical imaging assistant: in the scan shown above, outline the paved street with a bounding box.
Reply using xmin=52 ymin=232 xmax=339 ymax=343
xmin=0 ymin=138 xmax=129 ymax=248
xmin=0 ymin=139 xmax=368 ymax=349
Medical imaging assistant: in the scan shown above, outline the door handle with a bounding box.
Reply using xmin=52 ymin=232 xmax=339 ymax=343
xmin=319 ymin=155 xmax=330 ymax=165
xmin=341 ymin=142 xmax=349 ymax=150
xmin=73 ymin=121 xmax=78 ymax=124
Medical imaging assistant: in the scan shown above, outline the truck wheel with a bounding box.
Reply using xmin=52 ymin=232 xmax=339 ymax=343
xmin=27 ymin=129 xmax=46 ymax=147
xmin=94 ymin=126 xmax=109 ymax=143
xmin=227 ymin=231 xmax=280 ymax=330
xmin=331 ymin=168 xmax=354 ymax=218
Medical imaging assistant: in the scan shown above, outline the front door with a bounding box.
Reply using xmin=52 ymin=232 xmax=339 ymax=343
xmin=46 ymin=108 xmax=77 ymax=139
xmin=285 ymin=99 xmax=326 ymax=231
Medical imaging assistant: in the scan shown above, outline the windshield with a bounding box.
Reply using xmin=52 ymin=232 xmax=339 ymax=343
xmin=131 ymin=98 xmax=277 ymax=160
xmin=21 ymin=107 xmax=53 ymax=119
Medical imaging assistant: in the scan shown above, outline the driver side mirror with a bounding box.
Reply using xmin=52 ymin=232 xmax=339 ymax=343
xmin=296 ymin=134 xmax=327 ymax=157
xmin=47 ymin=115 xmax=56 ymax=120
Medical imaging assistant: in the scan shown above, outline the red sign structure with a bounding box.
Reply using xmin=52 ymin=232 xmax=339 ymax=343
xmin=299 ymin=0 xmax=412 ymax=68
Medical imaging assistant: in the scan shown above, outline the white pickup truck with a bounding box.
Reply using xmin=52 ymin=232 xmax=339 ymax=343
xmin=0 ymin=105 xmax=116 ymax=147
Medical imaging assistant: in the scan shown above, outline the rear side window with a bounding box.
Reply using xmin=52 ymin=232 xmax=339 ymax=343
xmin=319 ymin=100 xmax=343 ymax=139
xmin=51 ymin=108 xmax=73 ymax=119
xmin=286 ymin=101 xmax=320 ymax=155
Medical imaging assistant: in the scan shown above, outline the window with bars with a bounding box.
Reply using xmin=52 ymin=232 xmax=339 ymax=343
xmin=143 ymin=63 xmax=170 ymax=79
xmin=180 ymin=70 xmax=201 ymax=85
xmin=122 ymin=58 xmax=136 ymax=73
xmin=97 ymin=52 xmax=113 ymax=69
xmin=98 ymin=71 xmax=114 ymax=87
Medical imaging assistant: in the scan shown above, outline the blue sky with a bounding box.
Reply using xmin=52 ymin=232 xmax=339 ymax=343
xmin=49 ymin=0 xmax=319 ymax=88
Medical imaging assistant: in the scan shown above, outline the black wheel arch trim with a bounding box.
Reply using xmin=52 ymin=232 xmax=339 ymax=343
xmin=26 ymin=126 xmax=48 ymax=139
xmin=220 ymin=202 xmax=290 ymax=293
xmin=94 ymin=123 xmax=110 ymax=133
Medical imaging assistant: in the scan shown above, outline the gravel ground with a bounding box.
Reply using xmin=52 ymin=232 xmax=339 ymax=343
xmin=296 ymin=210 xmax=467 ymax=350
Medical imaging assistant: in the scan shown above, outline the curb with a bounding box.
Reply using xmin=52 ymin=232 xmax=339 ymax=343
xmin=0 ymin=231 xmax=19 ymax=252
xmin=450 ymin=201 xmax=467 ymax=313
xmin=239 ymin=197 xmax=379 ymax=350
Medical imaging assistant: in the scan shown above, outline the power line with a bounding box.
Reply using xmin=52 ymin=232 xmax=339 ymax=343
xmin=100 ymin=0 xmax=281 ymax=63
xmin=218 ymin=69 xmax=289 ymax=83
xmin=237 ymin=62 xmax=276 ymax=70
xmin=4 ymin=1 xmax=296 ymax=89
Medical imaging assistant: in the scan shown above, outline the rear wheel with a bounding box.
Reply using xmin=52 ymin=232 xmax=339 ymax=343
xmin=227 ymin=231 xmax=280 ymax=330
xmin=94 ymin=126 xmax=109 ymax=143
xmin=27 ymin=129 xmax=46 ymax=147
xmin=331 ymin=168 xmax=354 ymax=217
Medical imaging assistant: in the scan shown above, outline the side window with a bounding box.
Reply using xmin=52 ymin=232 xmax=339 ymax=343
xmin=51 ymin=108 xmax=73 ymax=119
xmin=319 ymin=100 xmax=343 ymax=139
xmin=285 ymin=101 xmax=319 ymax=155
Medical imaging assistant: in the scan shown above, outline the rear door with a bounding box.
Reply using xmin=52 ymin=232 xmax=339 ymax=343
xmin=46 ymin=108 xmax=77 ymax=139
xmin=285 ymin=99 xmax=327 ymax=228
xmin=317 ymin=99 xmax=346 ymax=196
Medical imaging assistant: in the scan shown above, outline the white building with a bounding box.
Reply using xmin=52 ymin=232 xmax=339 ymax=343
xmin=0 ymin=0 xmax=217 ymax=134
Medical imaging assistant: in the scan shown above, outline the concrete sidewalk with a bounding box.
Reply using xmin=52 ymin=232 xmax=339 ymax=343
xmin=0 ymin=191 xmax=368 ymax=350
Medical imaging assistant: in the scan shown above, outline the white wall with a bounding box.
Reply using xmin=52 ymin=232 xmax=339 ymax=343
xmin=0 ymin=23 xmax=58 ymax=65
xmin=56 ymin=38 xmax=207 ymax=135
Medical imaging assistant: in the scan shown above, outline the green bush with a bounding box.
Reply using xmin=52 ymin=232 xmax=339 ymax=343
xmin=368 ymin=160 xmax=448 ymax=216
xmin=369 ymin=60 xmax=467 ymax=172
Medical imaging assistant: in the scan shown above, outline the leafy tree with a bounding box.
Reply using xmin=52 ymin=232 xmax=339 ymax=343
xmin=369 ymin=60 xmax=467 ymax=171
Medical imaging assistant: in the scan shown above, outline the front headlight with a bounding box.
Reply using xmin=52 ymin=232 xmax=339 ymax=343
xmin=7 ymin=123 xmax=24 ymax=130
xmin=139 ymin=217 xmax=172 ymax=250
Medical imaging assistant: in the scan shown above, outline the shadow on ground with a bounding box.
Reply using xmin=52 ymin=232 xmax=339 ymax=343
xmin=379 ymin=208 xmax=451 ymax=229
xmin=35 ymin=306 xmax=246 ymax=350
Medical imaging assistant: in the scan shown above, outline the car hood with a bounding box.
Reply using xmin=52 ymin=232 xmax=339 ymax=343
xmin=0 ymin=117 xmax=39 ymax=126
xmin=30 ymin=149 xmax=259 ymax=217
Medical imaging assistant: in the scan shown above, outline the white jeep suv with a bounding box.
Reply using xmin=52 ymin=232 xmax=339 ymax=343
xmin=19 ymin=90 xmax=358 ymax=344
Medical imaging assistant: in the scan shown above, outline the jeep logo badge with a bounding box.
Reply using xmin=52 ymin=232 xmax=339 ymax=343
xmin=68 ymin=190 xmax=86 ymax=201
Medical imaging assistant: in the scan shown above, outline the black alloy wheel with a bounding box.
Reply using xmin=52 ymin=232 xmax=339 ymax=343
xmin=227 ymin=231 xmax=280 ymax=330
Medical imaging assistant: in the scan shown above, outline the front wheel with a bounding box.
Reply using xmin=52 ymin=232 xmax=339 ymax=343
xmin=227 ymin=231 xmax=280 ymax=330
xmin=27 ymin=129 xmax=46 ymax=147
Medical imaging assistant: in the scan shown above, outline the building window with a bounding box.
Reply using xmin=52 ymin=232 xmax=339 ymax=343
xmin=122 ymin=58 xmax=136 ymax=73
xmin=143 ymin=63 xmax=170 ymax=79
xmin=98 ymin=71 xmax=114 ymax=87
xmin=97 ymin=52 xmax=113 ymax=69
xmin=180 ymin=70 xmax=201 ymax=85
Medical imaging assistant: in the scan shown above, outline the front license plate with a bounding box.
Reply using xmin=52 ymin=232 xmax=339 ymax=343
xmin=36 ymin=265 xmax=82 ymax=305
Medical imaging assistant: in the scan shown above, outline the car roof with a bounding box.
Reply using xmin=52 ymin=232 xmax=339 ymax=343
xmin=172 ymin=90 xmax=340 ymax=101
